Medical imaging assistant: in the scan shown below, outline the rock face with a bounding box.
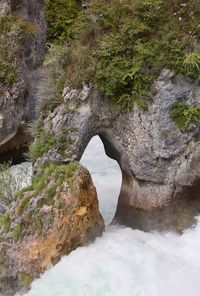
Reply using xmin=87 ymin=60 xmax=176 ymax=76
xmin=36 ymin=70 xmax=200 ymax=232
xmin=0 ymin=0 xmax=46 ymax=161
xmin=0 ymin=164 xmax=104 ymax=296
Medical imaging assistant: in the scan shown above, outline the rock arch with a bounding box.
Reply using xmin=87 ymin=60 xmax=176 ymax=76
xmin=36 ymin=70 xmax=200 ymax=232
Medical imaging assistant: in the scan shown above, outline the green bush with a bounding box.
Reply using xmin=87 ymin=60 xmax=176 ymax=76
xmin=29 ymin=121 xmax=75 ymax=162
xmin=0 ymin=58 xmax=16 ymax=84
xmin=52 ymin=0 xmax=200 ymax=111
xmin=29 ymin=130 xmax=56 ymax=162
xmin=182 ymin=52 xmax=200 ymax=81
xmin=170 ymin=102 xmax=200 ymax=130
xmin=45 ymin=0 xmax=81 ymax=43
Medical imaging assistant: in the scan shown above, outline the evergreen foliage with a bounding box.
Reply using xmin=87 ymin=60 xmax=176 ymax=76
xmin=170 ymin=102 xmax=200 ymax=130
xmin=45 ymin=0 xmax=81 ymax=43
xmin=46 ymin=0 xmax=200 ymax=111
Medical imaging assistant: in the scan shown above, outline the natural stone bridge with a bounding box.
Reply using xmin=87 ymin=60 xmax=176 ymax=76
xmin=37 ymin=69 xmax=200 ymax=232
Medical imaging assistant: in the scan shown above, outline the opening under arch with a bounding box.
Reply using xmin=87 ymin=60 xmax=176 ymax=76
xmin=81 ymin=136 xmax=122 ymax=225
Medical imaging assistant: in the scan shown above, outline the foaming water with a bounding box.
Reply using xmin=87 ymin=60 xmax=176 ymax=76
xmin=25 ymin=137 xmax=200 ymax=296
xmin=10 ymin=162 xmax=32 ymax=189
xmin=26 ymin=222 xmax=200 ymax=296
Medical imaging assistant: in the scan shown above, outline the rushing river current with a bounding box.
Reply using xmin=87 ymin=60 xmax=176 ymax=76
xmin=13 ymin=136 xmax=200 ymax=296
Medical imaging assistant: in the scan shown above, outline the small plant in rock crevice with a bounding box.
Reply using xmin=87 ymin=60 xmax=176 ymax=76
xmin=29 ymin=123 xmax=75 ymax=162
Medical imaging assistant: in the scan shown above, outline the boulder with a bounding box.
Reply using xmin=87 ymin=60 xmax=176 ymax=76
xmin=0 ymin=164 xmax=104 ymax=296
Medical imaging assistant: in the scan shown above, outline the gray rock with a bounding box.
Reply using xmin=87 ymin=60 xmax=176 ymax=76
xmin=0 ymin=0 xmax=46 ymax=154
xmin=37 ymin=69 xmax=200 ymax=231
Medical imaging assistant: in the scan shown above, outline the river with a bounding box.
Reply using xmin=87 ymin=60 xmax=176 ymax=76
xmin=14 ymin=136 xmax=200 ymax=296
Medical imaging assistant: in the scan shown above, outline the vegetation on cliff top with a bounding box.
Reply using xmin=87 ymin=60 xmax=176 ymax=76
xmin=45 ymin=0 xmax=200 ymax=112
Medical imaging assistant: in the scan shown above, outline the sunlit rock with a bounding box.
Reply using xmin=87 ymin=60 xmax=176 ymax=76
xmin=0 ymin=164 xmax=104 ymax=296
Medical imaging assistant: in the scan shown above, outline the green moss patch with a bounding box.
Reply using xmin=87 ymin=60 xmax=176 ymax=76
xmin=18 ymin=272 xmax=32 ymax=288
xmin=0 ymin=215 xmax=11 ymax=232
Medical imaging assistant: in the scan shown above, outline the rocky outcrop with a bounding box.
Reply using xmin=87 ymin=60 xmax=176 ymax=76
xmin=36 ymin=69 xmax=200 ymax=232
xmin=0 ymin=163 xmax=104 ymax=296
xmin=0 ymin=0 xmax=46 ymax=162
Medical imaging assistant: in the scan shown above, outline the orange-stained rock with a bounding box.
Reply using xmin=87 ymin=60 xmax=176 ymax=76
xmin=0 ymin=164 xmax=104 ymax=296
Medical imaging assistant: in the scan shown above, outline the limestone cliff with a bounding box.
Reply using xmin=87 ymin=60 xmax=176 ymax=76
xmin=0 ymin=0 xmax=46 ymax=162
xmin=0 ymin=0 xmax=200 ymax=294
xmin=34 ymin=70 xmax=200 ymax=232
xmin=30 ymin=0 xmax=200 ymax=232
xmin=0 ymin=163 xmax=104 ymax=296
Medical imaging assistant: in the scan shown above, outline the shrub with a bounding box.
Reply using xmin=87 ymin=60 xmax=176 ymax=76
xmin=182 ymin=52 xmax=200 ymax=81
xmin=45 ymin=0 xmax=81 ymax=43
xmin=0 ymin=61 xmax=16 ymax=84
xmin=51 ymin=0 xmax=200 ymax=111
xmin=37 ymin=44 xmax=67 ymax=116
xmin=29 ymin=128 xmax=56 ymax=162
xmin=29 ymin=120 xmax=75 ymax=162
xmin=170 ymin=102 xmax=200 ymax=130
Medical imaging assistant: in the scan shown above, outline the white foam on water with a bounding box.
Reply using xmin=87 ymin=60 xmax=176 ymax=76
xmin=10 ymin=162 xmax=32 ymax=189
xmin=24 ymin=136 xmax=200 ymax=296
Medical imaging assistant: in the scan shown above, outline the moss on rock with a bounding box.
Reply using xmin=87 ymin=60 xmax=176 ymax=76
xmin=18 ymin=272 xmax=32 ymax=289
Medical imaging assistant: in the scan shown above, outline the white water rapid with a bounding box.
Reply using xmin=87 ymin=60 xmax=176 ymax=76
xmin=16 ymin=136 xmax=200 ymax=296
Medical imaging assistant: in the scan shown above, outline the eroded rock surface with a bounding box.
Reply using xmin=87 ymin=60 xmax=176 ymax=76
xmin=0 ymin=0 xmax=46 ymax=161
xmin=0 ymin=164 xmax=104 ymax=296
xmin=36 ymin=70 xmax=200 ymax=231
